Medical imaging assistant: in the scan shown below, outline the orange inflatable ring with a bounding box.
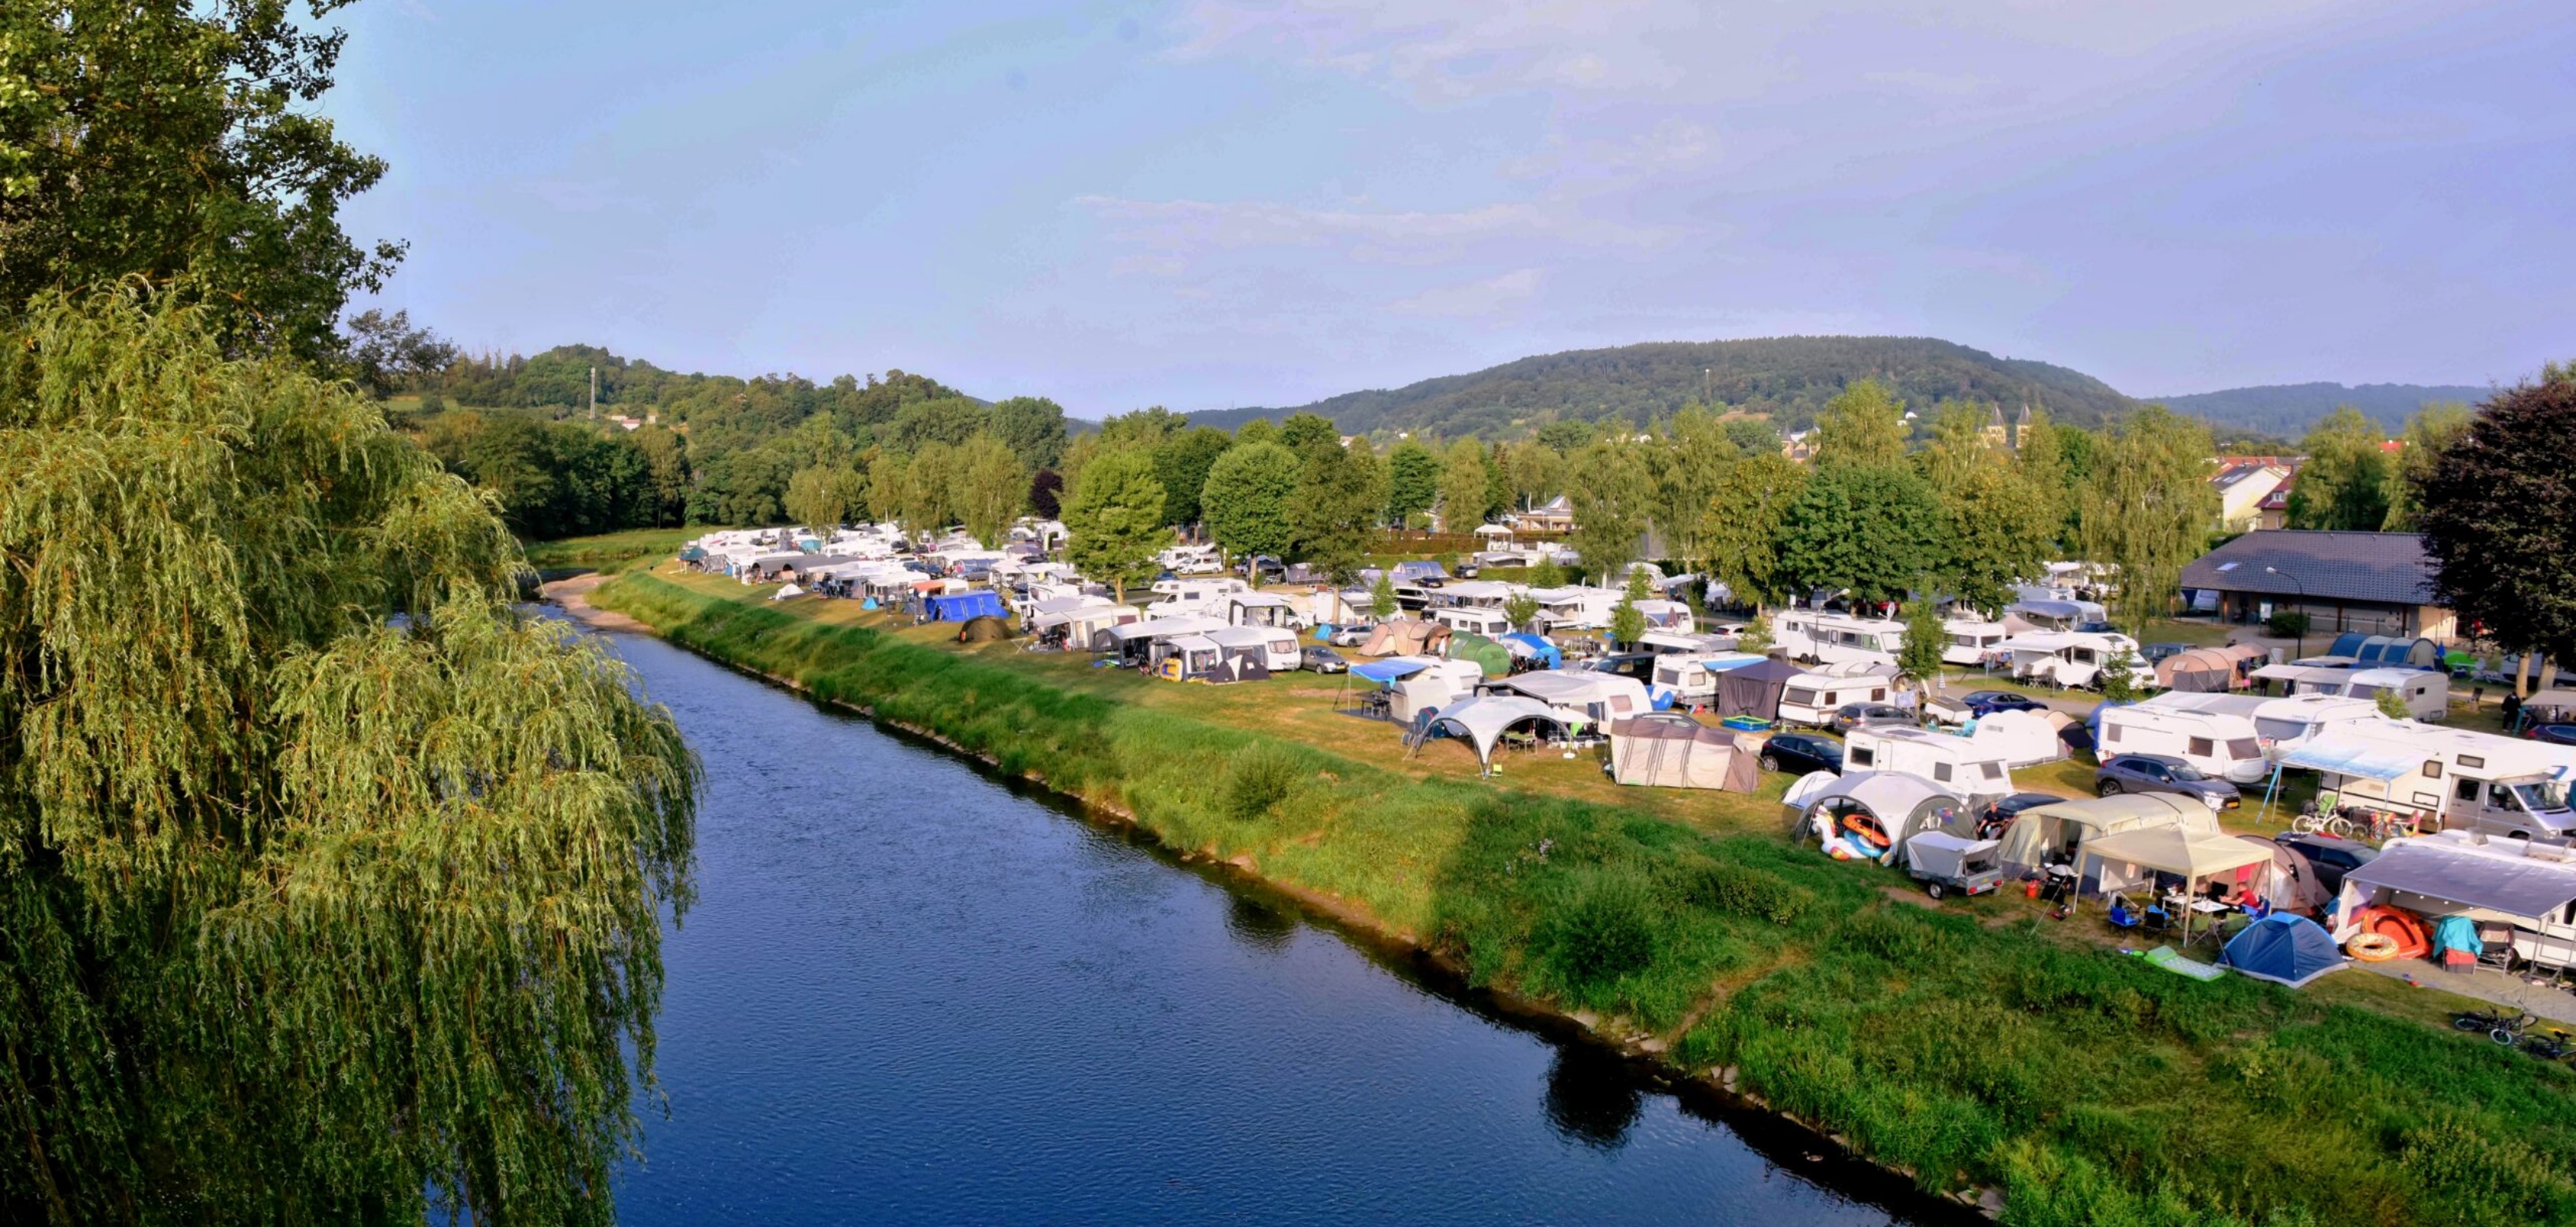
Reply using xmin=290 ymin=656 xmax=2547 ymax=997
xmin=2345 ymin=933 xmax=2401 ymax=962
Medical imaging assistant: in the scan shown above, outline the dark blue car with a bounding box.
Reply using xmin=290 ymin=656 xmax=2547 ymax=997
xmin=1756 ymin=732 xmax=1843 ymax=777
xmin=1959 ymin=689 xmax=2050 ymax=717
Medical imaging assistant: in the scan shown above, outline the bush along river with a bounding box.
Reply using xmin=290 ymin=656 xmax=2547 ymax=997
xmin=585 ymin=620 xmax=1966 ymax=1225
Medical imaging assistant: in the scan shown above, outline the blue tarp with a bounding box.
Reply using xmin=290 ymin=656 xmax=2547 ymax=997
xmin=1700 ymin=656 xmax=1763 ymax=673
xmin=2221 ymin=913 xmax=2346 ymax=989
xmin=2433 ymin=914 xmax=2483 ymax=958
xmin=1500 ymin=633 xmax=1562 ymax=669
xmin=924 ymin=590 xmax=1006 ymax=622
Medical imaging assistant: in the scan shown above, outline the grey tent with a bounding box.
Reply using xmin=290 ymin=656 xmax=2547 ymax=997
xmin=1793 ymin=771 xmax=1971 ymax=866
xmin=2233 ymin=834 xmax=2328 ymax=914
xmin=1408 ymin=696 xmax=1567 ymax=775
xmin=1608 ymin=716 xmax=1763 ymax=792
xmin=2154 ymin=647 xmax=2239 ymax=692
xmin=1715 ymin=656 xmax=1805 ymax=721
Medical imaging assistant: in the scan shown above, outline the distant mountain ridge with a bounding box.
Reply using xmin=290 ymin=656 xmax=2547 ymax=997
xmin=1181 ymin=337 xmax=2141 ymax=438
xmin=2146 ymin=382 xmax=2492 ymax=437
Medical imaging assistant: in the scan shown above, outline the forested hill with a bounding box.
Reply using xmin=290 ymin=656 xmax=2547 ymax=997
xmin=1183 ymin=337 xmax=2141 ymax=437
xmin=2146 ymin=382 xmax=2491 ymax=437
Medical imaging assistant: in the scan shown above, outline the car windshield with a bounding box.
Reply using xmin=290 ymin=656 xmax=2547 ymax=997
xmin=2164 ymin=762 xmax=2209 ymax=781
xmin=2512 ymin=781 xmax=2572 ymax=812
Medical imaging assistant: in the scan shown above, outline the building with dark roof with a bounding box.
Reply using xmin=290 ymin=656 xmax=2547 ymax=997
xmin=2180 ymin=530 xmax=2453 ymax=639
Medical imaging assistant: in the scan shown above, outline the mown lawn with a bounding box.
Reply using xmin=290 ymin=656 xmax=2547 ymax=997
xmin=521 ymin=528 xmax=693 ymax=575
xmin=588 ymin=561 xmax=2576 ymax=1227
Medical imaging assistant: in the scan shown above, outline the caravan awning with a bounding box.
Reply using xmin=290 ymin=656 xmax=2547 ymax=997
xmin=2346 ymin=844 xmax=2576 ymax=920
xmin=2281 ymin=737 xmax=2417 ymax=781
xmin=1352 ymin=656 xmax=1439 ymax=684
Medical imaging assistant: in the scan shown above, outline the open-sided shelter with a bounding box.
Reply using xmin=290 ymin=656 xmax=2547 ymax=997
xmin=1994 ymin=793 xmax=2215 ymax=876
xmin=2076 ymin=824 xmax=2275 ymax=941
xmin=1408 ymin=696 xmax=1567 ymax=776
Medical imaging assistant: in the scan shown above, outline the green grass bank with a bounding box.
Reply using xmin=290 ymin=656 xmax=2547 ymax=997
xmin=590 ymin=569 xmax=2576 ymax=1227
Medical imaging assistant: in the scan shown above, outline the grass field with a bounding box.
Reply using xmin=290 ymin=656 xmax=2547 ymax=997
xmin=586 ymin=560 xmax=2576 ymax=1227
xmin=520 ymin=528 xmax=693 ymax=576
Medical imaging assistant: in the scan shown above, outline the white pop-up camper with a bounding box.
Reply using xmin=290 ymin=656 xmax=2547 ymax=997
xmin=1772 ymin=610 xmax=1907 ymax=668
xmin=1841 ymin=725 xmax=2016 ymax=795
xmin=1776 ymin=661 xmax=1901 ymax=728
xmin=2097 ymin=705 xmax=2270 ymax=784
xmin=2279 ymin=722 xmax=2576 ymax=843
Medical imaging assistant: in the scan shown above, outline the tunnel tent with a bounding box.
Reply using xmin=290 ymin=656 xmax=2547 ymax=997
xmin=1408 ymin=696 xmax=1567 ymax=775
xmin=1715 ymin=656 xmax=1805 ymax=721
xmin=924 ymin=588 xmax=1008 ymax=622
xmin=2329 ymin=633 xmax=2443 ymax=669
xmin=1792 ymin=771 xmax=1970 ymax=865
xmin=2155 ymin=647 xmax=2239 ymax=692
xmin=2222 ymin=913 xmax=2348 ymax=988
xmin=955 ymin=614 xmax=1014 ymax=643
xmin=1607 ymin=716 xmax=1763 ymax=792
xmin=1447 ymin=632 xmax=1513 ymax=679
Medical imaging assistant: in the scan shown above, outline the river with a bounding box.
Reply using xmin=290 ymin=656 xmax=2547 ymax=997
xmin=588 ymin=623 xmax=1955 ymax=1225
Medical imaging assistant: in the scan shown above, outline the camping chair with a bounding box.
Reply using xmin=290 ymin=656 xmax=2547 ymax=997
xmin=2140 ymin=900 xmax=2176 ymax=937
xmin=2476 ymin=921 xmax=2518 ymax=975
xmin=2107 ymin=894 xmax=2143 ymax=935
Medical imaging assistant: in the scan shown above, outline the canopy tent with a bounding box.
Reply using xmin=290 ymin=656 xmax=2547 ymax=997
xmin=2222 ymin=914 xmax=2347 ymax=988
xmin=2079 ymin=824 xmax=2276 ymax=945
xmin=2341 ymin=843 xmax=2576 ymax=923
xmin=2156 ymin=647 xmax=2241 ymax=692
xmin=1607 ymin=717 xmax=1763 ymax=792
xmin=1448 ymin=633 xmax=1513 ymax=679
xmin=1995 ymin=792 xmax=2213 ymax=875
xmin=1792 ymin=771 xmax=1970 ymax=865
xmin=1409 ymin=696 xmax=1567 ymax=775
xmin=1500 ymin=632 xmax=1562 ymax=669
xmin=1714 ymin=656 xmax=1804 ymax=721
xmin=1782 ymin=769 xmax=1839 ymax=812
xmin=1351 ymin=656 xmax=1442 ymax=686
xmin=1962 ymin=709 xmax=2065 ymax=767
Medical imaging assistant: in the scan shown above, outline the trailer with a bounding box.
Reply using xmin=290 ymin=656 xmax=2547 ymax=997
xmin=2098 ymin=705 xmax=2269 ymax=784
xmin=1843 ymin=725 xmax=2016 ymax=794
xmin=1776 ymin=661 xmax=1901 ymax=728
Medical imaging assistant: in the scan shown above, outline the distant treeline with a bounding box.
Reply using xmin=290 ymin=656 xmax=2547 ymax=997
xmin=2147 ymin=382 xmax=2492 ymax=438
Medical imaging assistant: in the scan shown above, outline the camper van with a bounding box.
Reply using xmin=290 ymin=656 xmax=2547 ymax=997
xmin=1842 ymin=725 xmax=2016 ymax=794
xmin=1648 ymin=653 xmax=1766 ymax=709
xmin=1777 ymin=662 xmax=1901 ymax=728
xmin=2291 ymin=722 xmax=2576 ymax=842
xmin=1998 ymin=630 xmax=2153 ymax=690
xmin=1430 ymin=606 xmax=1516 ymax=638
xmin=1941 ymin=618 xmax=2013 ymax=667
xmin=2341 ymin=669 xmax=2450 ymax=720
xmin=2097 ymin=705 xmax=2269 ymax=784
xmin=1772 ymin=611 xmax=1907 ymax=668
xmin=1145 ymin=576 xmax=1249 ymax=619
xmin=1156 ymin=544 xmax=1224 ymax=574
xmin=1208 ymin=625 xmax=1302 ymax=672
xmin=1528 ymin=586 xmax=1620 ymax=631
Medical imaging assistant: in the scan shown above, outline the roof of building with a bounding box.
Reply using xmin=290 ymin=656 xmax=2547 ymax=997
xmin=2180 ymin=531 xmax=2439 ymax=607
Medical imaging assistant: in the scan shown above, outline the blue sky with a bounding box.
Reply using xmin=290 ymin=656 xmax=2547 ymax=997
xmin=330 ymin=0 xmax=2575 ymax=417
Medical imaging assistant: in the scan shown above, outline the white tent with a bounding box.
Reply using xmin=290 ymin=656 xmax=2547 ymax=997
xmin=1411 ymin=696 xmax=1567 ymax=775
xmin=1792 ymin=771 xmax=1972 ymax=865
xmin=1963 ymin=708 xmax=2065 ymax=767
xmin=1994 ymin=793 xmax=2214 ymax=876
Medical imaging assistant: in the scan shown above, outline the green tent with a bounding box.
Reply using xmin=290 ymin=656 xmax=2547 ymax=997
xmin=1449 ymin=632 xmax=1512 ymax=679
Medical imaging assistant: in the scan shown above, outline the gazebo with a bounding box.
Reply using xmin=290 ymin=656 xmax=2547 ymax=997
xmin=2077 ymin=825 xmax=2276 ymax=946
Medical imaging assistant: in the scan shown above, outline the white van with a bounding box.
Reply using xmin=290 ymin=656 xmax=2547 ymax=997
xmin=2292 ymin=722 xmax=2576 ymax=842
xmin=2098 ymin=705 xmax=2268 ymax=784
xmin=1432 ymin=606 xmax=1516 ymax=637
xmin=1941 ymin=618 xmax=2012 ymax=667
xmin=1777 ymin=662 xmax=1900 ymax=728
xmin=1773 ymin=610 xmax=1906 ymax=668
xmin=1208 ymin=625 xmax=1301 ymax=672
xmin=1842 ymin=725 xmax=2016 ymax=794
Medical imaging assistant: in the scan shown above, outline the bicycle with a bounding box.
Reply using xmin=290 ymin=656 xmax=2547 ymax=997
xmin=2522 ymin=1028 xmax=2576 ymax=1062
xmin=2454 ymin=1007 xmax=2537 ymax=1045
xmin=2290 ymin=801 xmax=2357 ymax=839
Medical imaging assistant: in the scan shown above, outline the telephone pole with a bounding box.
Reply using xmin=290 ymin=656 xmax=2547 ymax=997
xmin=588 ymin=366 xmax=598 ymax=419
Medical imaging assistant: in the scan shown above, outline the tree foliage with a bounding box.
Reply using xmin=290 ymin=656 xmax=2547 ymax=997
xmin=1201 ymin=442 xmax=1300 ymax=563
xmin=1703 ymin=453 xmax=1808 ymax=609
xmin=1292 ymin=441 xmax=1387 ymax=585
xmin=2285 ymin=406 xmax=2392 ymax=531
xmin=2380 ymin=403 xmax=2472 ymax=532
xmin=0 ymin=288 xmax=696 ymax=1225
xmin=1566 ymin=440 xmax=1653 ymax=584
xmin=1609 ymin=566 xmax=1655 ymax=646
xmin=1152 ymin=426 xmax=1232 ymax=528
xmin=1438 ymin=439 xmax=1492 ymax=529
xmin=2079 ymin=406 xmax=2215 ymax=634
xmin=1384 ymin=439 xmax=1441 ymax=526
xmin=1776 ymin=465 xmax=1948 ymax=606
xmin=1898 ymin=594 xmax=1947 ymax=683
xmin=1062 ymin=449 xmax=1167 ymax=602
xmin=1648 ymin=406 xmax=1736 ymax=571
xmin=2414 ymin=367 xmax=2576 ymax=668
xmin=784 ymin=462 xmax=867 ymax=529
xmin=1809 ymin=379 xmax=1910 ymax=470
xmin=951 ymin=432 xmax=1027 ymax=548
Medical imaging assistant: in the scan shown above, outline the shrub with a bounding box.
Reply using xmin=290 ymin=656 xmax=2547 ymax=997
xmin=1675 ymin=859 xmax=1813 ymax=925
xmin=1220 ymin=741 xmax=1304 ymax=822
xmin=1542 ymin=872 xmax=1660 ymax=989
xmin=2265 ymin=610 xmax=2311 ymax=638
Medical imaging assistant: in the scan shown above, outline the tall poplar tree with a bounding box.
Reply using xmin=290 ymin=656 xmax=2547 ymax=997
xmin=1566 ymin=439 xmax=1653 ymax=584
xmin=0 ymin=288 xmax=697 ymax=1225
xmin=2078 ymin=406 xmax=2215 ymax=634
xmin=951 ymin=431 xmax=1028 ymax=548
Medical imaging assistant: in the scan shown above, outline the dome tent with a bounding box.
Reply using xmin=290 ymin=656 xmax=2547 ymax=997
xmin=2222 ymin=913 xmax=2347 ymax=988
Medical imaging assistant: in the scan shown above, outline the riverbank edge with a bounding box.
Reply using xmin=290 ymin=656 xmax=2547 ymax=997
xmin=549 ymin=574 xmax=2005 ymax=1221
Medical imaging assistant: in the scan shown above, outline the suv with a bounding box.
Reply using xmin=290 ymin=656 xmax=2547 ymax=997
xmin=2272 ymin=833 xmax=2377 ymax=895
xmin=2096 ymin=753 xmax=2242 ymax=810
xmin=1756 ymin=732 xmax=1843 ymax=777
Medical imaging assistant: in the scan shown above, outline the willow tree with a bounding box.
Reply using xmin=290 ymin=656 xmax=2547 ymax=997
xmin=951 ymin=431 xmax=1028 ymax=549
xmin=2078 ymin=406 xmax=2216 ymax=634
xmin=0 ymin=288 xmax=697 ymax=1225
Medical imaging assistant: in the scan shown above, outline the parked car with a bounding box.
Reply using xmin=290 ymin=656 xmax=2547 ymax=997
xmin=1958 ymin=689 xmax=2050 ymax=717
xmin=2140 ymin=643 xmax=2190 ymax=665
xmin=2272 ymin=832 xmax=2378 ymax=895
xmin=1326 ymin=624 xmax=1375 ymax=647
xmin=2095 ymin=753 xmax=2242 ymax=809
xmin=1300 ymin=646 xmax=1349 ymax=673
xmin=1828 ymin=702 xmax=1914 ymax=734
xmin=1583 ymin=652 xmax=1658 ymax=683
xmin=2528 ymin=725 xmax=2576 ymax=747
xmin=1976 ymin=791 xmax=2065 ymax=838
xmin=1757 ymin=732 xmax=1844 ymax=777
xmin=2073 ymin=620 xmax=2118 ymax=634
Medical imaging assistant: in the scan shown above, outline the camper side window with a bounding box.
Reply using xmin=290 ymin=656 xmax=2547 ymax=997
xmin=2104 ymin=725 xmax=2121 ymax=743
xmin=1871 ymin=688 xmax=1887 ymax=701
xmin=1851 ymin=747 xmax=1875 ymax=767
xmin=1934 ymin=762 xmax=1953 ymax=782
xmin=2188 ymin=736 xmax=2213 ymax=757
xmin=2461 ymin=755 xmax=2486 ymax=769
xmin=1982 ymin=763 xmax=2005 ymax=781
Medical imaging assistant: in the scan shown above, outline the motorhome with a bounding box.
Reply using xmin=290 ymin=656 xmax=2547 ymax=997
xmin=1431 ymin=606 xmax=1517 ymax=638
xmin=1208 ymin=625 xmax=1302 ymax=672
xmin=2138 ymin=692 xmax=2380 ymax=753
xmin=2097 ymin=705 xmax=2269 ymax=784
xmin=1777 ymin=662 xmax=1901 ymax=728
xmin=2285 ymin=722 xmax=2576 ymax=842
xmin=1145 ymin=576 xmax=1249 ymax=619
xmin=1842 ymin=725 xmax=2016 ymax=794
xmin=1772 ymin=610 xmax=1907 ymax=668
xmin=1156 ymin=544 xmax=1224 ymax=574
xmin=1528 ymin=586 xmax=1620 ymax=632
xmin=1997 ymin=630 xmax=2152 ymax=690
xmin=1648 ymin=652 xmax=1766 ymax=709
xmin=1223 ymin=592 xmax=1303 ymax=630
xmin=1941 ymin=618 xmax=2013 ymax=667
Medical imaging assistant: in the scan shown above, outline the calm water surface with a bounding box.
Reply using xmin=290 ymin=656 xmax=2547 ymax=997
xmin=593 ymin=625 xmax=1952 ymax=1225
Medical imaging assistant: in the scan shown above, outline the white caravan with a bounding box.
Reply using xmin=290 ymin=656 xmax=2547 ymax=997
xmin=1777 ymin=662 xmax=1901 ymax=728
xmin=1224 ymin=592 xmax=1303 ymax=630
xmin=1997 ymin=631 xmax=2152 ymax=690
xmin=1431 ymin=606 xmax=1517 ymax=637
xmin=1528 ymin=586 xmax=1620 ymax=632
xmin=1772 ymin=610 xmax=1907 ymax=668
xmin=2137 ymin=692 xmax=2380 ymax=754
xmin=1940 ymin=618 xmax=2013 ymax=667
xmin=1648 ymin=652 xmax=1766 ymax=709
xmin=2097 ymin=705 xmax=2269 ymax=784
xmin=1156 ymin=544 xmax=1224 ymax=574
xmin=2288 ymin=722 xmax=2576 ymax=843
xmin=1842 ymin=726 xmax=2016 ymax=795
xmin=2341 ymin=669 xmax=2450 ymax=720
xmin=1208 ymin=625 xmax=1302 ymax=672
xmin=1145 ymin=576 xmax=1250 ymax=619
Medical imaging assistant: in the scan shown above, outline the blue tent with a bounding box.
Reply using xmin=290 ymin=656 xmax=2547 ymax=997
xmin=2221 ymin=913 xmax=2346 ymax=989
xmin=924 ymin=590 xmax=1006 ymax=622
xmin=1500 ymin=632 xmax=1562 ymax=669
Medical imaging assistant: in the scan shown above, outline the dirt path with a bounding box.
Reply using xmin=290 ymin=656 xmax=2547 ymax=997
xmin=539 ymin=573 xmax=649 ymax=633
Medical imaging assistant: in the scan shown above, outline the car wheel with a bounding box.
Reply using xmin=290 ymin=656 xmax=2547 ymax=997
xmin=2509 ymin=831 xmax=2532 ymax=841
xmin=2098 ymin=779 xmax=2122 ymax=797
xmin=1760 ymin=755 xmax=1781 ymax=773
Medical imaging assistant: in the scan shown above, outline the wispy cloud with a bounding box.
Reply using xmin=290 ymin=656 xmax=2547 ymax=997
xmin=1073 ymin=194 xmax=1674 ymax=258
xmin=1388 ymin=267 xmax=1542 ymax=317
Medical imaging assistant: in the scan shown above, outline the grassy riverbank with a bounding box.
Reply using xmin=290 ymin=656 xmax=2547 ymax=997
xmin=591 ymin=566 xmax=2576 ymax=1227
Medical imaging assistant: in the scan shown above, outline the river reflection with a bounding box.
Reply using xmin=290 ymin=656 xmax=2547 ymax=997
xmin=583 ymin=620 xmax=1958 ymax=1226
